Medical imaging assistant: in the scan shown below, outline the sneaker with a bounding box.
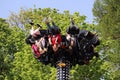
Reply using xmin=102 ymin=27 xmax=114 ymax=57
xmin=37 ymin=24 xmax=42 ymax=28
xmin=29 ymin=22 xmax=34 ymax=25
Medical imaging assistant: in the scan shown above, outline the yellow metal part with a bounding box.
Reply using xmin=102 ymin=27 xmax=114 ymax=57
xmin=58 ymin=62 xmax=66 ymax=67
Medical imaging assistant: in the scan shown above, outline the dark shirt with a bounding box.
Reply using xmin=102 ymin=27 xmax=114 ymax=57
xmin=66 ymin=25 xmax=80 ymax=35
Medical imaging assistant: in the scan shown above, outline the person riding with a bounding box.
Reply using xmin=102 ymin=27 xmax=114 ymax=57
xmin=26 ymin=22 xmax=42 ymax=44
xmin=66 ymin=18 xmax=80 ymax=35
xmin=66 ymin=18 xmax=80 ymax=48
xmin=44 ymin=17 xmax=61 ymax=52
xmin=25 ymin=22 xmax=45 ymax=58
xmin=77 ymin=29 xmax=100 ymax=64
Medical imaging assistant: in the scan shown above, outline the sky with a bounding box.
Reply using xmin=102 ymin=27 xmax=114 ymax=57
xmin=0 ymin=0 xmax=95 ymax=23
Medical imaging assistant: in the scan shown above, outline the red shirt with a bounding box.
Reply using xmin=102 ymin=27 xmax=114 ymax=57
xmin=31 ymin=44 xmax=41 ymax=58
xmin=49 ymin=34 xmax=62 ymax=46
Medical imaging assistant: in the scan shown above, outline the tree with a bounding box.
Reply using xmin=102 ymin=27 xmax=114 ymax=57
xmin=2 ymin=7 xmax=103 ymax=80
xmin=93 ymin=0 xmax=120 ymax=79
xmin=0 ymin=18 xmax=27 ymax=79
xmin=0 ymin=18 xmax=11 ymax=80
xmin=93 ymin=0 xmax=120 ymax=39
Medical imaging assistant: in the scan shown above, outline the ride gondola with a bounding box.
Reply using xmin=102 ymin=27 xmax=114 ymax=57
xmin=25 ymin=18 xmax=100 ymax=80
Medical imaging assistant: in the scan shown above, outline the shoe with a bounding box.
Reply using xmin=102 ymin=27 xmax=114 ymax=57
xmin=37 ymin=24 xmax=42 ymax=28
xmin=29 ymin=22 xmax=34 ymax=25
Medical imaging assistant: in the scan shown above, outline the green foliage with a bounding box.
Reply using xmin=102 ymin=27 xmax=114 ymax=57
xmin=0 ymin=18 xmax=11 ymax=79
xmin=70 ymin=59 xmax=105 ymax=80
xmin=93 ymin=0 xmax=120 ymax=79
xmin=6 ymin=48 xmax=56 ymax=80
xmin=0 ymin=7 xmax=104 ymax=80
xmin=7 ymin=8 xmax=86 ymax=34
xmin=93 ymin=0 xmax=120 ymax=39
xmin=0 ymin=18 xmax=26 ymax=79
xmin=1 ymin=3 xmax=119 ymax=79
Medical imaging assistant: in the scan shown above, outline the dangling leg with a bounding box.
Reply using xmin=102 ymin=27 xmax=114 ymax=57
xmin=50 ymin=18 xmax=61 ymax=34
xmin=29 ymin=22 xmax=41 ymax=37
xmin=44 ymin=17 xmax=52 ymax=33
xmin=30 ymin=23 xmax=35 ymax=36
xmin=52 ymin=21 xmax=56 ymax=28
